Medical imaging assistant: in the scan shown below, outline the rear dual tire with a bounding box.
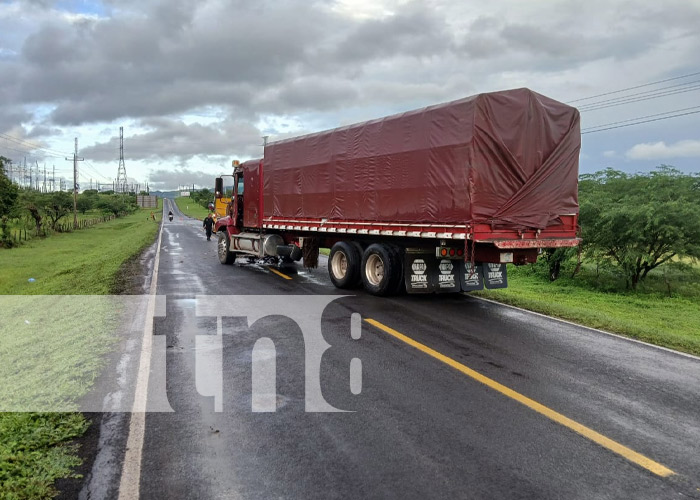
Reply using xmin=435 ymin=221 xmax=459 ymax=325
xmin=361 ymin=243 xmax=404 ymax=296
xmin=328 ymin=241 xmax=362 ymax=288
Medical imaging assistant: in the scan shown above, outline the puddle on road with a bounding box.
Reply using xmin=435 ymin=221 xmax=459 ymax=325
xmin=296 ymin=271 xmax=330 ymax=287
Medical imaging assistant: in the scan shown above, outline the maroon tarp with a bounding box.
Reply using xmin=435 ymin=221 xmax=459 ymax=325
xmin=263 ymin=88 xmax=580 ymax=229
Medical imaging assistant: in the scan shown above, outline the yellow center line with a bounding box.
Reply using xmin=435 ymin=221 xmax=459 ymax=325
xmin=268 ymin=267 xmax=293 ymax=280
xmin=364 ymin=318 xmax=675 ymax=478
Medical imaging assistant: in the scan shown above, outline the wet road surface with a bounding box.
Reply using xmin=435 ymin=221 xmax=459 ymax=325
xmin=102 ymin=199 xmax=700 ymax=499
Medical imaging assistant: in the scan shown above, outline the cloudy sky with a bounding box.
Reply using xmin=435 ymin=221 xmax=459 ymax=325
xmin=1 ymin=0 xmax=699 ymax=191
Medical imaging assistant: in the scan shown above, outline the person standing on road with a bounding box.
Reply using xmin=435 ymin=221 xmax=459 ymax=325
xmin=203 ymin=213 xmax=214 ymax=241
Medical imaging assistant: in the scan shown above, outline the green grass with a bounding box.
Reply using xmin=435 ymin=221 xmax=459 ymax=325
xmin=5 ymin=202 xmax=162 ymax=246
xmin=0 ymin=209 xmax=160 ymax=295
xmin=0 ymin=297 xmax=120 ymax=411
xmin=0 ymin=414 xmax=88 ymax=499
xmin=475 ymin=261 xmax=700 ymax=356
xmin=0 ymin=206 xmax=161 ymax=499
xmin=174 ymin=196 xmax=209 ymax=219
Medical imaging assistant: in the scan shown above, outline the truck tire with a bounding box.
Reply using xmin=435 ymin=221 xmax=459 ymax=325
xmin=328 ymin=241 xmax=362 ymax=288
xmin=361 ymin=243 xmax=401 ymax=296
xmin=218 ymin=231 xmax=236 ymax=265
xmin=388 ymin=245 xmax=406 ymax=295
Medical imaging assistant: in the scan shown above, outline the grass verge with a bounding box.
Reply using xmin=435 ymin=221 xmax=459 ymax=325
xmin=0 ymin=206 xmax=161 ymax=499
xmin=0 ymin=209 xmax=160 ymax=295
xmin=474 ymin=262 xmax=700 ymax=356
xmin=174 ymin=196 xmax=209 ymax=219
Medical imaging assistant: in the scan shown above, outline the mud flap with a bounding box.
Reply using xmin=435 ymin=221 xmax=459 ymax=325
xmin=483 ymin=263 xmax=508 ymax=289
xmin=436 ymin=259 xmax=461 ymax=293
xmin=404 ymin=255 xmax=437 ymax=293
xmin=459 ymin=262 xmax=484 ymax=291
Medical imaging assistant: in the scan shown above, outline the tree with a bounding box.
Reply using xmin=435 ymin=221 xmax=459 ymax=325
xmin=579 ymin=167 xmax=700 ymax=289
xmin=190 ymin=188 xmax=213 ymax=209
xmin=44 ymin=191 xmax=74 ymax=229
xmin=77 ymin=191 xmax=98 ymax=214
xmin=0 ymin=156 xmax=18 ymax=219
xmin=17 ymin=189 xmax=44 ymax=235
xmin=96 ymin=194 xmax=137 ymax=216
xmin=0 ymin=158 xmax=18 ymax=247
xmin=542 ymin=247 xmax=579 ymax=281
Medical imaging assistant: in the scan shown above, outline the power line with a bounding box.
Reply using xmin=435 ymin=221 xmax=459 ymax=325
xmin=578 ymin=84 xmax=700 ymax=112
xmin=0 ymin=142 xmax=65 ymax=159
xmin=84 ymin=160 xmax=113 ymax=182
xmin=581 ymin=109 xmax=700 ymax=134
xmin=577 ymin=79 xmax=700 ymax=110
xmin=0 ymin=132 xmax=72 ymax=158
xmin=568 ymin=70 xmax=700 ymax=103
xmin=581 ymin=105 xmax=700 ymax=131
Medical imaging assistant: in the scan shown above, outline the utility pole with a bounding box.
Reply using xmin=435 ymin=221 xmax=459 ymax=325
xmin=43 ymin=164 xmax=47 ymax=192
xmin=52 ymin=165 xmax=56 ymax=192
xmin=65 ymin=138 xmax=84 ymax=229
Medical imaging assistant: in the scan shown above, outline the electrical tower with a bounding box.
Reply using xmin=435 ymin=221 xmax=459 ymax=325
xmin=116 ymin=126 xmax=128 ymax=193
xmin=65 ymin=138 xmax=84 ymax=229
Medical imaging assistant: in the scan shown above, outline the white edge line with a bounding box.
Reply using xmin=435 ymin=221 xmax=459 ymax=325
xmin=470 ymin=294 xmax=700 ymax=362
xmin=117 ymin=199 xmax=166 ymax=499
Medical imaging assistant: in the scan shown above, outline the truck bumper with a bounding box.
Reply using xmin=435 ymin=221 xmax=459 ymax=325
xmin=493 ymin=238 xmax=581 ymax=249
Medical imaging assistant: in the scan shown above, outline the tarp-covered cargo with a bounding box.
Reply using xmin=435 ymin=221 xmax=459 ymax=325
xmin=263 ymin=88 xmax=580 ymax=230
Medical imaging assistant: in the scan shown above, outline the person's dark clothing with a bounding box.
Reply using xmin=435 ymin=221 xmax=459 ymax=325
xmin=203 ymin=216 xmax=214 ymax=240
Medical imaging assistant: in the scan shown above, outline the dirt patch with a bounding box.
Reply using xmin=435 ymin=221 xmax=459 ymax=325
xmin=110 ymin=236 xmax=157 ymax=295
xmin=53 ymin=413 xmax=103 ymax=500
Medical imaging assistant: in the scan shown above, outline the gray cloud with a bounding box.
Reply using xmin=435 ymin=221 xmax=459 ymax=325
xmin=7 ymin=0 xmax=698 ymax=127
xmin=80 ymin=117 xmax=263 ymax=163
xmin=329 ymin=6 xmax=454 ymax=64
xmin=6 ymin=0 xmax=332 ymax=126
xmin=2 ymin=0 xmax=700 ymax=178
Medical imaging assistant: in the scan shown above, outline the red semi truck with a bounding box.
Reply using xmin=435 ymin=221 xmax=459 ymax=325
xmin=214 ymin=88 xmax=581 ymax=296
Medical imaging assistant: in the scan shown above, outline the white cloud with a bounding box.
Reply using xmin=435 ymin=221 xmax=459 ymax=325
xmin=625 ymin=140 xmax=700 ymax=160
xmin=603 ymin=150 xmax=617 ymax=158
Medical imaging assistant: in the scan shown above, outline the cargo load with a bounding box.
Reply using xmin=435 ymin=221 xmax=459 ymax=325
xmin=215 ymin=88 xmax=581 ymax=296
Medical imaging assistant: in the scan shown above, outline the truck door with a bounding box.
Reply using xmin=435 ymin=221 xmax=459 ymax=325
xmin=232 ymin=172 xmax=244 ymax=228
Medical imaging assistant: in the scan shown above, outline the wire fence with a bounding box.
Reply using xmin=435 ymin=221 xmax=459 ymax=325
xmin=6 ymin=214 xmax=120 ymax=245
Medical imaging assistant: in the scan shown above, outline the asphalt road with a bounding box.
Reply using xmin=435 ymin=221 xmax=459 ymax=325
xmin=120 ymin=199 xmax=700 ymax=499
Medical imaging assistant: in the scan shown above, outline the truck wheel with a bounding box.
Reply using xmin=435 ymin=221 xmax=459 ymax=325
xmin=361 ymin=243 xmax=401 ymax=296
xmin=328 ymin=241 xmax=361 ymax=288
xmin=218 ymin=232 xmax=236 ymax=265
xmin=389 ymin=245 xmax=406 ymax=295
